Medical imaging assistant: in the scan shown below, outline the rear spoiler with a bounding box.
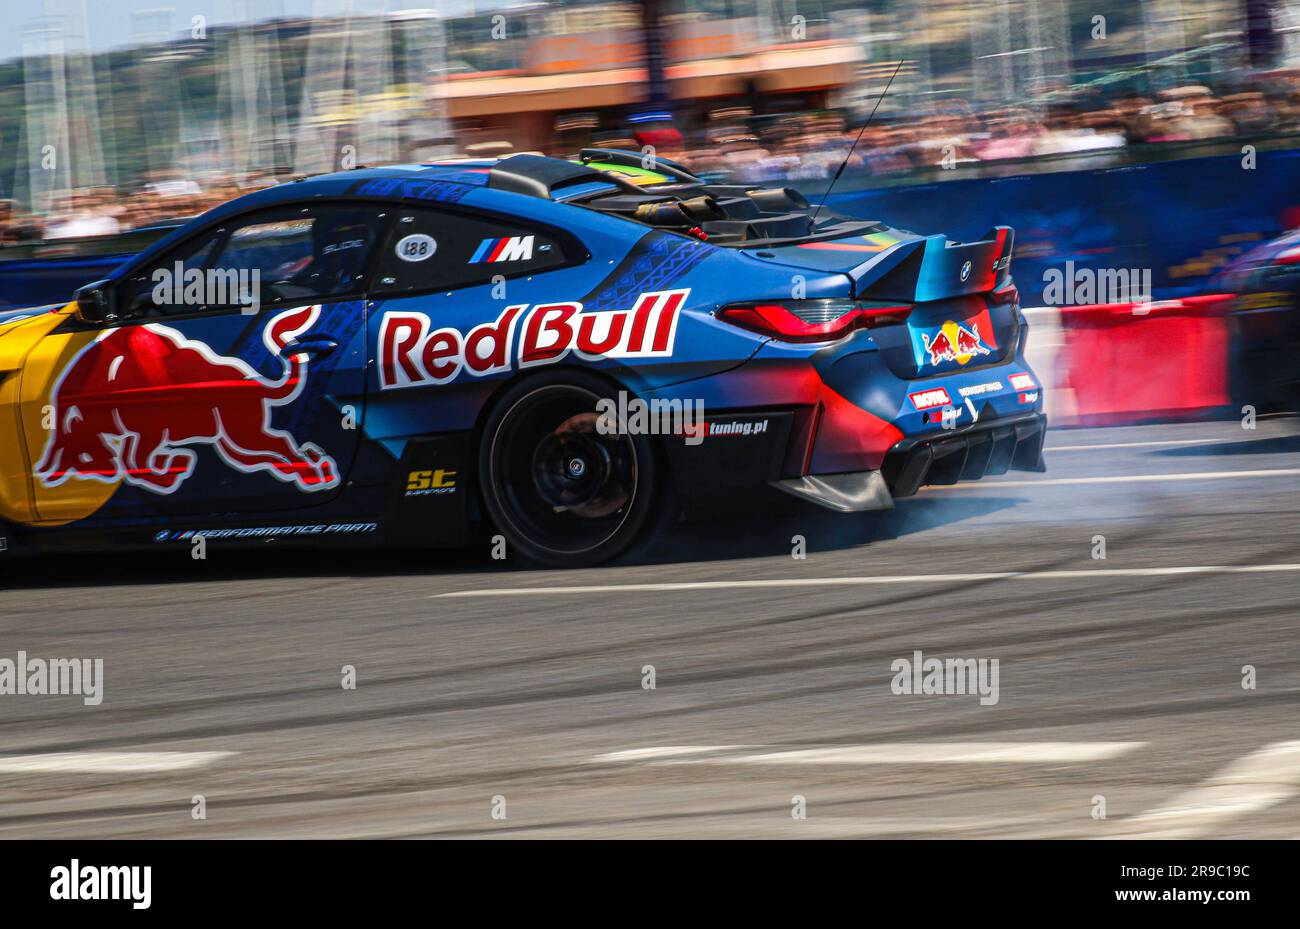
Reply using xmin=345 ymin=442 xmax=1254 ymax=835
xmin=850 ymin=226 xmax=1014 ymax=302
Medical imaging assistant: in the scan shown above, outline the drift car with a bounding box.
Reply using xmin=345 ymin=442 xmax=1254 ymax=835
xmin=1212 ymin=228 xmax=1300 ymax=411
xmin=0 ymin=151 xmax=1045 ymax=566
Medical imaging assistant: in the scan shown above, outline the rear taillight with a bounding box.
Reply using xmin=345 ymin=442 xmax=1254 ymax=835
xmin=717 ymin=299 xmax=911 ymax=343
xmin=991 ymin=281 xmax=1020 ymax=306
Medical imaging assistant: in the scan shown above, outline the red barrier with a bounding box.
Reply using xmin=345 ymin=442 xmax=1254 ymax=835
xmin=1058 ymin=295 xmax=1235 ymax=426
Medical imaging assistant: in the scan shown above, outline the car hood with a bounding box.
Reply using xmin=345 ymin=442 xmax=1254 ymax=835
xmin=0 ymin=304 xmax=70 ymax=375
xmin=0 ymin=304 xmax=65 ymax=332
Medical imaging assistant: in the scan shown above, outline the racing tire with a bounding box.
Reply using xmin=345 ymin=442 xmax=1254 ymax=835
xmin=477 ymin=371 xmax=663 ymax=568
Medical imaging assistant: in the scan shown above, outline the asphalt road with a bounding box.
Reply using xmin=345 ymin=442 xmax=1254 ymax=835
xmin=2 ymin=415 xmax=1299 ymax=838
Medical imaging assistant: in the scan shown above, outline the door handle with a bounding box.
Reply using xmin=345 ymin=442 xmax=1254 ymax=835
xmin=282 ymin=336 xmax=339 ymax=357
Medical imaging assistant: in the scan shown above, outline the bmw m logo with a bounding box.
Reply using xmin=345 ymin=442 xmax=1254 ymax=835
xmin=960 ymin=260 xmax=972 ymax=282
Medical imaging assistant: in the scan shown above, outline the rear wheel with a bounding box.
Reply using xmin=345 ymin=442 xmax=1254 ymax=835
xmin=478 ymin=372 xmax=661 ymax=567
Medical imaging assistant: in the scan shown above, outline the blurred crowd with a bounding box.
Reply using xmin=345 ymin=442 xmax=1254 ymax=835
xmin=5 ymin=73 xmax=1300 ymax=248
xmin=0 ymin=180 xmax=258 ymax=246
xmin=676 ymin=78 xmax=1300 ymax=183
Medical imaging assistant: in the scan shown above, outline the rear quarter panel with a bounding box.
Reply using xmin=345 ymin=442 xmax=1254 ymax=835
xmin=363 ymin=192 xmax=853 ymax=454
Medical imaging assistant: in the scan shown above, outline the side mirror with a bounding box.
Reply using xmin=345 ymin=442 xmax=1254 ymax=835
xmin=74 ymin=280 xmax=117 ymax=325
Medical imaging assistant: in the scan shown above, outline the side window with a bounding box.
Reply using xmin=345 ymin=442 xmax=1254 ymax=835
xmin=123 ymin=232 xmax=222 ymax=316
xmin=123 ymin=204 xmax=388 ymax=318
xmin=371 ymin=207 xmax=569 ymax=296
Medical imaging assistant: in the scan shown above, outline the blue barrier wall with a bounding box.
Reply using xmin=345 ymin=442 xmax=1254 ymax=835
xmin=820 ymin=148 xmax=1300 ymax=301
xmin=0 ymin=254 xmax=128 ymax=311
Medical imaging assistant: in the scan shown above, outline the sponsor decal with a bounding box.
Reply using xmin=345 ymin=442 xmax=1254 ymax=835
xmin=921 ymin=320 xmax=992 ymax=367
xmin=960 ymin=259 xmax=972 ymax=282
xmin=154 ymin=523 xmax=378 ymax=542
xmin=1009 ymin=372 xmax=1036 ymax=390
xmin=379 ymin=289 xmax=687 ymax=390
xmin=958 ymin=381 xmax=1003 ymax=397
xmin=1018 ymin=391 xmax=1040 ymax=404
xmin=322 ymin=238 xmax=366 ymax=256
xmin=405 ymin=469 xmax=458 ymax=496
xmin=0 ymin=536 xmax=7 ymax=552
xmin=351 ymin=177 xmax=474 ymax=202
xmin=36 ymin=306 xmax=338 ymax=495
xmin=909 ymin=387 xmax=951 ymax=411
xmin=926 ymin=407 xmax=962 ymax=426
xmin=395 ymin=233 xmax=437 ymax=262
xmin=469 ymin=234 xmax=535 ymax=264
xmin=703 ymin=419 xmax=768 ymax=437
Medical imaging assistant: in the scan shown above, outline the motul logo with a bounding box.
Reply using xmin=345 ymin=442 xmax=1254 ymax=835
xmin=379 ymin=289 xmax=688 ymax=390
xmin=909 ymin=387 xmax=951 ymax=411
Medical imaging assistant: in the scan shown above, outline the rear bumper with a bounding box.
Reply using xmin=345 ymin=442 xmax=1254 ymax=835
xmin=773 ymin=470 xmax=893 ymax=512
xmin=882 ymin=412 xmax=1046 ymax=497
xmin=768 ymin=412 xmax=1047 ymax=513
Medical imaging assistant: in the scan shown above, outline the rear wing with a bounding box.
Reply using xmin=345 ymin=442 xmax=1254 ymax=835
xmin=851 ymin=226 xmax=1014 ymax=302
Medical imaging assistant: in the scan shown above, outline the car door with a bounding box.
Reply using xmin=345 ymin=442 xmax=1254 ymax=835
xmin=22 ymin=202 xmax=391 ymax=524
xmin=363 ymin=202 xmax=578 ymax=436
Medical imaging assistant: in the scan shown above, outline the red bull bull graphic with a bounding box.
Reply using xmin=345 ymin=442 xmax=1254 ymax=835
xmin=35 ymin=306 xmax=338 ymax=496
xmin=920 ymin=319 xmax=994 ymax=368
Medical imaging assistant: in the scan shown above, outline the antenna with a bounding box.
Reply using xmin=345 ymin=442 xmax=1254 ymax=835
xmin=813 ymin=58 xmax=905 ymax=223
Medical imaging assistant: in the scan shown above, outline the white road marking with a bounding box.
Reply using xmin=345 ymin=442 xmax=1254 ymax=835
xmin=596 ymin=745 xmax=756 ymax=762
xmin=1046 ymin=438 xmax=1213 ymax=452
xmin=435 ymin=562 xmax=1300 ymax=598
xmin=594 ymin=743 xmax=1144 ymax=765
xmin=922 ymin=467 xmax=1300 ymax=490
xmin=1108 ymin=740 xmax=1300 ymax=839
xmin=0 ymin=752 xmax=236 ymax=774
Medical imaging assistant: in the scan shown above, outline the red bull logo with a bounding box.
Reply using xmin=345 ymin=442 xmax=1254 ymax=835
xmin=379 ymin=289 xmax=686 ymax=390
xmin=921 ymin=320 xmax=992 ymax=367
xmin=35 ymin=306 xmax=338 ymax=495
